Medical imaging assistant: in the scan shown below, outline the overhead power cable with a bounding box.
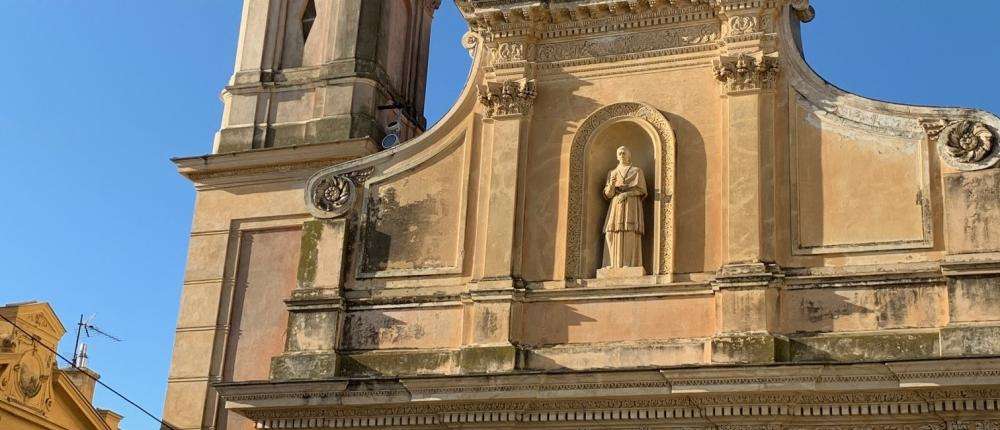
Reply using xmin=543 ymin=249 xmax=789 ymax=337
xmin=0 ymin=313 xmax=178 ymax=430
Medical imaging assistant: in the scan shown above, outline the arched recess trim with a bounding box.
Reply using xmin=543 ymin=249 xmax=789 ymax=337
xmin=566 ymin=102 xmax=676 ymax=279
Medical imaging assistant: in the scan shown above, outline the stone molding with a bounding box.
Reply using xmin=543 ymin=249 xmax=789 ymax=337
xmin=566 ymin=102 xmax=676 ymax=279
xmin=216 ymin=360 xmax=1000 ymax=428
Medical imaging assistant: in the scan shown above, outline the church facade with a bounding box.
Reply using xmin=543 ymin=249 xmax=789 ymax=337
xmin=163 ymin=1 xmax=1000 ymax=429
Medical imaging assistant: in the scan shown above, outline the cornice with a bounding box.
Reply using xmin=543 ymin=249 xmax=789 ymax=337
xmin=216 ymin=359 xmax=1000 ymax=428
xmin=216 ymin=357 xmax=1000 ymax=403
xmin=172 ymin=138 xmax=378 ymax=189
xmin=458 ymin=0 xmax=799 ymax=39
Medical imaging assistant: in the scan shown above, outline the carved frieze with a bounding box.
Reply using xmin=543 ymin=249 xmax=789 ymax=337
xmin=535 ymin=24 xmax=718 ymax=64
xmin=305 ymin=167 xmax=374 ymax=219
xmin=920 ymin=118 xmax=999 ymax=171
xmin=714 ymin=53 xmax=780 ymax=94
xmin=478 ymin=79 xmax=536 ymax=119
xmin=728 ymin=15 xmax=760 ymax=35
xmin=489 ymin=41 xmax=527 ymax=66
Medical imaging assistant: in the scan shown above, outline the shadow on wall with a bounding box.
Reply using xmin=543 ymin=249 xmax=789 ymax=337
xmin=521 ymin=302 xmax=597 ymax=346
xmin=519 ymin=73 xmax=602 ymax=282
xmin=520 ymin=302 xmax=598 ymax=371
xmin=664 ymin=113 xmax=708 ymax=274
xmin=782 ymin=288 xmax=874 ymax=361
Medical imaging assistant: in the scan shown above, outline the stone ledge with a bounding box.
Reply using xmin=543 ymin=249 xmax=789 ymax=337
xmin=337 ymin=349 xmax=456 ymax=377
xmin=173 ymin=137 xmax=378 ymax=184
xmin=789 ymin=330 xmax=939 ymax=362
xmin=218 ymin=358 xmax=1000 ymax=429
xmin=525 ymin=340 xmax=706 ymax=370
xmin=942 ymin=325 xmax=1000 ymax=357
xmin=271 ymin=352 xmax=340 ymax=381
xmin=712 ymin=333 xmax=788 ymax=364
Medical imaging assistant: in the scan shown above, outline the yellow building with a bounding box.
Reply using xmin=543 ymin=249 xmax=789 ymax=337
xmin=0 ymin=302 xmax=121 ymax=430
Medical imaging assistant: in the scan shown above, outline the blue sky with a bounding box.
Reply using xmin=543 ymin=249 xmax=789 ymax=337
xmin=0 ymin=1 xmax=997 ymax=429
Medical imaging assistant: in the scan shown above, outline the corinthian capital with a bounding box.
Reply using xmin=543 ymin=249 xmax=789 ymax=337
xmin=478 ymin=79 xmax=537 ymax=119
xmin=713 ymin=53 xmax=780 ymax=94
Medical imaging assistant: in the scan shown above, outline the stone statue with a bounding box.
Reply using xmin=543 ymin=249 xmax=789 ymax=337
xmin=600 ymin=146 xmax=647 ymax=276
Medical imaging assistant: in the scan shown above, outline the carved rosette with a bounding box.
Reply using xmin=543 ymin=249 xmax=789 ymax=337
xmin=714 ymin=54 xmax=780 ymax=94
xmin=305 ymin=167 xmax=373 ymax=219
xmin=920 ymin=119 xmax=999 ymax=171
xmin=478 ymin=79 xmax=537 ymax=119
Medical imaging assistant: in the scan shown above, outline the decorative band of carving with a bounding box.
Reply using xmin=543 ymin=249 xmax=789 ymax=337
xmin=713 ymin=53 xmax=780 ymax=94
xmin=305 ymin=167 xmax=374 ymax=219
xmin=534 ymin=23 xmax=718 ymax=64
xmin=240 ymin=390 xmax=1000 ymax=429
xmin=489 ymin=41 xmax=528 ymax=66
xmin=920 ymin=118 xmax=999 ymax=171
xmin=566 ymin=102 xmax=675 ymax=279
xmin=478 ymin=79 xmax=536 ymax=119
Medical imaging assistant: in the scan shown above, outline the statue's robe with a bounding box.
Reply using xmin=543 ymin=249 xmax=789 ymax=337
xmin=603 ymin=165 xmax=647 ymax=269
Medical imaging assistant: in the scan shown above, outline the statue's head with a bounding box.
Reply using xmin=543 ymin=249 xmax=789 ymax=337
xmin=616 ymin=146 xmax=631 ymax=165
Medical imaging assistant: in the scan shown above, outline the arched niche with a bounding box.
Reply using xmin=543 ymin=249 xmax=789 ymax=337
xmin=566 ymin=102 xmax=676 ymax=280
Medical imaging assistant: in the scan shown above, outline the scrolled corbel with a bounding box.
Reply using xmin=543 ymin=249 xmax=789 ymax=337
xmin=921 ymin=118 xmax=999 ymax=171
xmin=461 ymin=30 xmax=480 ymax=58
xmin=790 ymin=0 xmax=815 ymax=23
xmin=305 ymin=167 xmax=373 ymax=219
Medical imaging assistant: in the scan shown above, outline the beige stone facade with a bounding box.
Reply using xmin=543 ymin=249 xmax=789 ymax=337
xmin=164 ymin=1 xmax=1000 ymax=429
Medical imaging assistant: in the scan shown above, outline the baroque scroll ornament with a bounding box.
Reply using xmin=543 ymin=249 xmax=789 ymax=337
xmin=307 ymin=167 xmax=373 ymax=218
xmin=921 ymin=118 xmax=998 ymax=170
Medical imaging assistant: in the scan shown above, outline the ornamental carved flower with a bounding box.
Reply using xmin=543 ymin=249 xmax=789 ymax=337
xmin=312 ymin=175 xmax=355 ymax=215
xmin=943 ymin=120 xmax=994 ymax=164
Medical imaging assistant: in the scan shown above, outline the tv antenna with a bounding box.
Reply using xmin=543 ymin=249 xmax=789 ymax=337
xmin=72 ymin=314 xmax=122 ymax=366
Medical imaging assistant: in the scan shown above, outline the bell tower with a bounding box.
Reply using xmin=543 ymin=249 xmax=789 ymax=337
xmin=216 ymin=0 xmax=440 ymax=153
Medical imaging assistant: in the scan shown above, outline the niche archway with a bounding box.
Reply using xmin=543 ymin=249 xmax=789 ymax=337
xmin=566 ymin=102 xmax=676 ymax=279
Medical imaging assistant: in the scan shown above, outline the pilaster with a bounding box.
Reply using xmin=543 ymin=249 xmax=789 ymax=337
xmin=710 ymin=5 xmax=784 ymax=363
xmin=474 ymin=35 xmax=538 ymax=286
xmin=271 ymin=218 xmax=350 ymax=380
